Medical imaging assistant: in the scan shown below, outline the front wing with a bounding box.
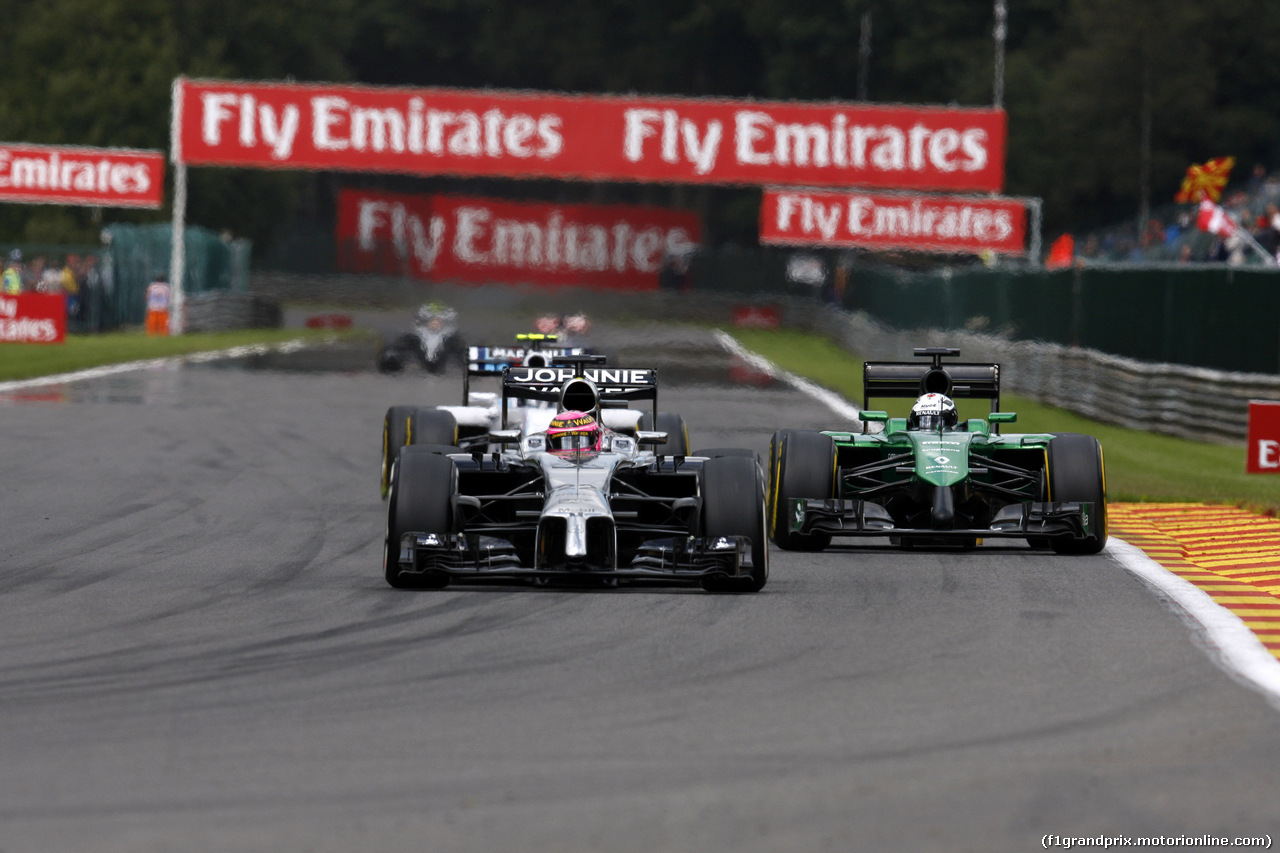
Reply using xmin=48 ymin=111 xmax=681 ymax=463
xmin=790 ymin=498 xmax=1102 ymax=544
xmin=393 ymin=531 xmax=758 ymax=584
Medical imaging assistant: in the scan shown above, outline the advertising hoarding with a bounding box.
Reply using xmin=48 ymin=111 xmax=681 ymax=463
xmin=175 ymin=78 xmax=1006 ymax=193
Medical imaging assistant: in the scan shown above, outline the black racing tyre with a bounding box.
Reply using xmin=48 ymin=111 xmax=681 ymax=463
xmin=376 ymin=347 xmax=407 ymax=373
xmin=1046 ymin=432 xmax=1108 ymax=555
xmin=639 ymin=412 xmax=690 ymax=456
xmin=699 ymin=454 xmax=769 ymax=592
xmin=768 ymin=430 xmax=836 ymax=551
xmin=408 ymin=407 xmax=458 ymax=447
xmin=692 ymin=448 xmax=760 ymax=463
xmin=384 ymin=446 xmax=455 ymax=589
xmin=405 ymin=444 xmax=458 ymax=456
xmin=381 ymin=405 xmax=417 ymax=499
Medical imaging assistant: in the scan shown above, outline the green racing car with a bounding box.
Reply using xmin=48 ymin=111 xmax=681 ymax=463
xmin=768 ymin=347 xmax=1107 ymax=554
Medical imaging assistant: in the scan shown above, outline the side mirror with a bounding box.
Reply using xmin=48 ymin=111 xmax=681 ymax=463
xmin=858 ymin=410 xmax=888 ymax=422
xmin=636 ymin=430 xmax=669 ymax=447
xmin=488 ymin=429 xmax=522 ymax=445
xmin=989 ymin=412 xmax=1017 ymax=424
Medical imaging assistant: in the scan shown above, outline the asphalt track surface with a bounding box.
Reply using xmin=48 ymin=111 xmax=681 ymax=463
xmin=2 ymin=320 xmax=1279 ymax=853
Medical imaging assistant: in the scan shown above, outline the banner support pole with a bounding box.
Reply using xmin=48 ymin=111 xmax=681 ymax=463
xmin=169 ymin=77 xmax=187 ymax=334
xmin=169 ymin=162 xmax=187 ymax=333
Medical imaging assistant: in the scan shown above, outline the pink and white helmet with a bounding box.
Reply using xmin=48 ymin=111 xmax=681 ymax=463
xmin=546 ymin=410 xmax=602 ymax=455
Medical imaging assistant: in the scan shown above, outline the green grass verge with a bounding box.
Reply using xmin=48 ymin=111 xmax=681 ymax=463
xmin=0 ymin=327 xmax=365 ymax=383
xmin=726 ymin=326 xmax=1277 ymax=514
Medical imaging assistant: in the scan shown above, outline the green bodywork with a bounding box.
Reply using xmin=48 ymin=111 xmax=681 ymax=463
xmin=823 ymin=412 xmax=1055 ymax=492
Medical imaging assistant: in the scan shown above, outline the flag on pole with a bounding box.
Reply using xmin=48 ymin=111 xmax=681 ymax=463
xmin=1175 ymin=156 xmax=1235 ymax=203
xmin=1045 ymin=233 xmax=1074 ymax=268
xmin=1196 ymin=198 xmax=1237 ymax=237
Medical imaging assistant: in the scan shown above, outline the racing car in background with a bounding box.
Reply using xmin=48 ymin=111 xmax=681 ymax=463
xmin=769 ymin=347 xmax=1107 ymax=554
xmin=376 ymin=302 xmax=466 ymax=374
xmin=379 ymin=333 xmax=690 ymax=498
xmin=383 ymin=357 xmax=767 ymax=592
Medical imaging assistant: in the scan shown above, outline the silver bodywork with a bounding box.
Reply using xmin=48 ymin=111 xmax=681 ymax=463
xmin=392 ymin=430 xmax=756 ymax=583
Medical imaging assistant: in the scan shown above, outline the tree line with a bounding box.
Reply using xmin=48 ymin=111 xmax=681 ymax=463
xmin=2 ymin=0 xmax=1277 ymax=256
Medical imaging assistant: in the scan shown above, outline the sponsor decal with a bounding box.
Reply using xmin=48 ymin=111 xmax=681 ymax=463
xmin=552 ymin=413 xmax=595 ymax=429
xmin=336 ymin=188 xmax=699 ymax=290
xmin=507 ymin=367 xmax=655 ymax=386
xmin=0 ymin=143 xmax=164 ymax=208
xmin=0 ymin=294 xmax=66 ymax=343
xmin=760 ymin=188 xmax=1028 ymax=255
xmin=1246 ymin=400 xmax=1280 ymax=473
xmin=175 ymin=78 xmax=1006 ymax=192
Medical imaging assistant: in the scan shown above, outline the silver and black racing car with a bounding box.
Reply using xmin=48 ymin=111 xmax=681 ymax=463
xmin=383 ymin=357 xmax=768 ymax=591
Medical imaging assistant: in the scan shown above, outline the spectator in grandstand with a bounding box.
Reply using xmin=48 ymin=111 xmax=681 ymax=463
xmin=2 ymin=250 xmax=22 ymax=294
xmin=1255 ymin=204 xmax=1280 ymax=261
xmin=60 ymin=255 xmax=81 ymax=320
xmin=39 ymin=258 xmax=62 ymax=294
xmin=0 ymin=247 xmax=23 ymax=294
xmin=23 ymin=255 xmax=44 ymax=290
xmin=1140 ymin=217 xmax=1165 ymax=250
xmin=1224 ymin=225 xmax=1248 ymax=266
xmin=1247 ymin=163 xmax=1268 ymax=197
xmin=81 ymin=255 xmax=103 ymax=326
xmin=1074 ymin=234 xmax=1100 ymax=265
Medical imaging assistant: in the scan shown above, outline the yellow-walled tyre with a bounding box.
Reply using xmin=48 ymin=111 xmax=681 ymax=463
xmin=1046 ymin=433 xmax=1108 ymax=555
xmin=380 ymin=405 xmax=417 ymax=500
xmin=768 ymin=430 xmax=836 ymax=551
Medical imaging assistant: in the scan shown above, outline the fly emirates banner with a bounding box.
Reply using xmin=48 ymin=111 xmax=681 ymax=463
xmin=761 ymin=188 xmax=1029 ymax=255
xmin=0 ymin=143 xmax=164 ymax=208
xmin=174 ymin=78 xmax=1006 ymax=192
xmin=337 ymin=189 xmax=700 ymax=289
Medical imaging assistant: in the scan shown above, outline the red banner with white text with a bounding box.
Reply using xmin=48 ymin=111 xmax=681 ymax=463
xmin=1246 ymin=401 xmax=1280 ymax=474
xmin=336 ymin=189 xmax=701 ymax=289
xmin=0 ymin=293 xmax=67 ymax=343
xmin=174 ymin=78 xmax=1006 ymax=192
xmin=760 ymin=188 xmax=1028 ymax=255
xmin=0 ymin=143 xmax=164 ymax=208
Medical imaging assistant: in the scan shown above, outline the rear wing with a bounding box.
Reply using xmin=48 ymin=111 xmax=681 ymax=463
xmin=464 ymin=335 xmax=585 ymax=402
xmin=500 ymin=362 xmax=659 ymax=429
xmin=863 ymin=347 xmax=1001 ymax=413
xmin=467 ymin=338 xmax=585 ymax=375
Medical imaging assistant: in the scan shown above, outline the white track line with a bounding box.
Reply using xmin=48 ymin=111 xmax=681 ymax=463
xmin=0 ymin=338 xmax=314 ymax=393
xmin=716 ymin=329 xmax=1280 ymax=709
xmin=714 ymin=329 xmax=861 ymax=421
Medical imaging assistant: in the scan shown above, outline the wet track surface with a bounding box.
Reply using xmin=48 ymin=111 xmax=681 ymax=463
xmin=2 ymin=321 xmax=1279 ymax=852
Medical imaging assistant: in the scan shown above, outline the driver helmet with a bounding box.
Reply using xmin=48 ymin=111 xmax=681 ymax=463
xmin=909 ymin=393 xmax=958 ymax=431
xmin=546 ymin=410 xmax=602 ymax=455
xmin=415 ymin=302 xmax=454 ymax=327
